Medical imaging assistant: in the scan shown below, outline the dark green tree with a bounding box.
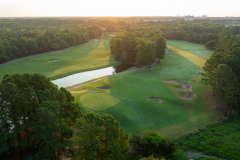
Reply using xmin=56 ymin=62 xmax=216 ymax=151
xmin=18 ymin=37 xmax=28 ymax=56
xmin=0 ymin=73 xmax=81 ymax=160
xmin=153 ymin=36 xmax=166 ymax=59
xmin=27 ymin=39 xmax=37 ymax=55
xmin=72 ymin=112 xmax=129 ymax=160
xmin=136 ymin=38 xmax=156 ymax=66
xmin=0 ymin=41 xmax=8 ymax=63
xmin=202 ymin=30 xmax=240 ymax=111
xmin=129 ymin=131 xmax=175 ymax=157
xmin=214 ymin=64 xmax=239 ymax=110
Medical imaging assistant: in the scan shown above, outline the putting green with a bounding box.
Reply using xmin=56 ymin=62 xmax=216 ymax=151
xmin=80 ymin=93 xmax=120 ymax=111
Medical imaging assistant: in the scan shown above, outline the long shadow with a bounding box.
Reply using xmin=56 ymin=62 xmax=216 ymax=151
xmin=48 ymin=35 xmax=107 ymax=80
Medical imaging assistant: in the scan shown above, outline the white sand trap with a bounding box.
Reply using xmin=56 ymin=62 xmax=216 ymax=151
xmin=48 ymin=59 xmax=58 ymax=62
xmin=179 ymin=93 xmax=196 ymax=100
xmin=165 ymin=80 xmax=192 ymax=91
xmin=147 ymin=97 xmax=164 ymax=103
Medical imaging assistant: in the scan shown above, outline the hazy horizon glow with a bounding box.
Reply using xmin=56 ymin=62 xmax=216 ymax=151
xmin=0 ymin=0 xmax=240 ymax=17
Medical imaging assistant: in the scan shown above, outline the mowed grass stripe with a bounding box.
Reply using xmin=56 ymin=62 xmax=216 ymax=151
xmin=48 ymin=41 xmax=112 ymax=78
xmin=168 ymin=45 xmax=206 ymax=68
xmin=0 ymin=34 xmax=116 ymax=81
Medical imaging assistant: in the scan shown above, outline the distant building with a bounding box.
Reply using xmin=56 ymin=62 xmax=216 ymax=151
xmin=202 ymin=15 xmax=207 ymax=19
xmin=185 ymin=15 xmax=195 ymax=21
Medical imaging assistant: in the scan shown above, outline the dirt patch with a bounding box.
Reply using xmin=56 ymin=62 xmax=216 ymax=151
xmin=48 ymin=59 xmax=58 ymax=62
xmin=147 ymin=97 xmax=164 ymax=103
xmin=51 ymin=49 xmax=65 ymax=54
xmin=179 ymin=93 xmax=196 ymax=100
xmin=95 ymin=39 xmax=99 ymax=41
xmin=97 ymin=86 xmax=110 ymax=89
xmin=165 ymin=80 xmax=192 ymax=91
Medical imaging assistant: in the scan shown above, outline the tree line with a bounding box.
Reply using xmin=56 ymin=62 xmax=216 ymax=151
xmin=202 ymin=29 xmax=240 ymax=112
xmin=3 ymin=18 xmax=239 ymax=65
xmin=110 ymin=29 xmax=166 ymax=66
xmin=109 ymin=21 xmax=234 ymax=66
xmin=111 ymin=21 xmax=240 ymax=50
xmin=0 ymin=18 xmax=102 ymax=64
xmin=0 ymin=73 xmax=186 ymax=160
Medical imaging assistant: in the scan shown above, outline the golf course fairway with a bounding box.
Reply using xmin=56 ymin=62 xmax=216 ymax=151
xmin=0 ymin=34 xmax=116 ymax=81
xmin=70 ymin=40 xmax=217 ymax=138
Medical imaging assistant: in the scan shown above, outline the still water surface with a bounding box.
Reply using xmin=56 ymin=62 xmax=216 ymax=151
xmin=52 ymin=64 xmax=135 ymax=88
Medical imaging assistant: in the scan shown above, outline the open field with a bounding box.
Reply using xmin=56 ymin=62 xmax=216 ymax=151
xmin=70 ymin=40 xmax=217 ymax=138
xmin=0 ymin=34 xmax=117 ymax=81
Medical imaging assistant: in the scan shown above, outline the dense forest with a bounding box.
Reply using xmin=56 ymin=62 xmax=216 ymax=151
xmin=0 ymin=18 xmax=102 ymax=63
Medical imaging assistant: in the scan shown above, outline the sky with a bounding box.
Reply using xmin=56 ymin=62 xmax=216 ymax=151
xmin=0 ymin=0 xmax=240 ymax=17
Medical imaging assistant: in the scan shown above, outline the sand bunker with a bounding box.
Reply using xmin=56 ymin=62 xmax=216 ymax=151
xmin=95 ymin=39 xmax=99 ymax=41
xmin=48 ymin=59 xmax=58 ymax=62
xmin=179 ymin=93 xmax=196 ymax=100
xmin=97 ymin=86 xmax=110 ymax=89
xmin=147 ymin=97 xmax=164 ymax=103
xmin=165 ymin=80 xmax=192 ymax=91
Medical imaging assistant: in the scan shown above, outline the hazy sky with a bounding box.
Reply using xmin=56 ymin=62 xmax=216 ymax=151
xmin=0 ymin=0 xmax=240 ymax=17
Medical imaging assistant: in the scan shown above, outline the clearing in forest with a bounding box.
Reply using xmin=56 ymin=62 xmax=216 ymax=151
xmin=70 ymin=40 xmax=217 ymax=138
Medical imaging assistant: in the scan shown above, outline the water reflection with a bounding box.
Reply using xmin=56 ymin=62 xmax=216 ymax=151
xmin=52 ymin=64 xmax=135 ymax=88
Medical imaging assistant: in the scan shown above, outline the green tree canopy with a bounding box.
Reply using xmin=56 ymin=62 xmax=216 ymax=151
xmin=202 ymin=30 xmax=240 ymax=112
xmin=136 ymin=38 xmax=156 ymax=66
xmin=72 ymin=112 xmax=129 ymax=160
xmin=214 ymin=64 xmax=239 ymax=110
xmin=0 ymin=73 xmax=81 ymax=160
xmin=129 ymin=131 xmax=175 ymax=157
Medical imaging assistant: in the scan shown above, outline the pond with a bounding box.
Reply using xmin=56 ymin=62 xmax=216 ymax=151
xmin=52 ymin=64 xmax=135 ymax=88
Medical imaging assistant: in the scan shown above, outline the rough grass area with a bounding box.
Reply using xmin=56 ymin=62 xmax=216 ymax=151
xmin=177 ymin=117 xmax=240 ymax=160
xmin=0 ymin=34 xmax=116 ymax=81
xmin=70 ymin=40 xmax=217 ymax=137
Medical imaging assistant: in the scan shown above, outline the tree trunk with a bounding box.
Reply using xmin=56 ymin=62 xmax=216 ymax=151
xmin=17 ymin=132 xmax=23 ymax=160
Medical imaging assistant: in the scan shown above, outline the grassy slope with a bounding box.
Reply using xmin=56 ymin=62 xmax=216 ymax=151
xmin=70 ymin=40 xmax=217 ymax=137
xmin=0 ymin=34 xmax=117 ymax=81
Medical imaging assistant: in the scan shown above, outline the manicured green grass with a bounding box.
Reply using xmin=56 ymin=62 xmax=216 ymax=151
xmin=0 ymin=34 xmax=117 ymax=81
xmin=166 ymin=40 xmax=213 ymax=59
xmin=177 ymin=117 xmax=240 ymax=160
xmin=79 ymin=92 xmax=120 ymax=111
xmin=70 ymin=40 xmax=217 ymax=137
